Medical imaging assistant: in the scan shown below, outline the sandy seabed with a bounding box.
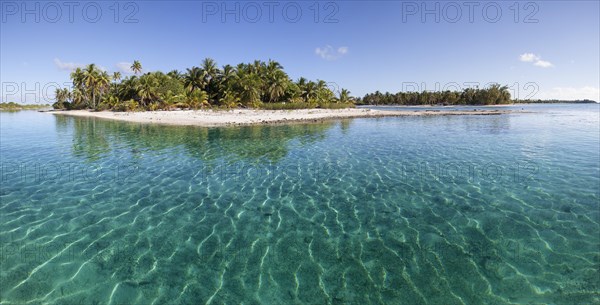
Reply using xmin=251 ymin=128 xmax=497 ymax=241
xmin=49 ymin=108 xmax=515 ymax=127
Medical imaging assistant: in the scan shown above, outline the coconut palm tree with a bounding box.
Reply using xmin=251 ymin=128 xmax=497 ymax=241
xmin=97 ymin=71 xmax=111 ymax=100
xmin=71 ymin=88 xmax=85 ymax=109
xmin=112 ymin=72 xmax=122 ymax=82
xmin=201 ymin=58 xmax=221 ymax=104
xmin=338 ymin=89 xmax=352 ymax=104
xmin=186 ymin=89 xmax=209 ymax=109
xmin=238 ymin=73 xmax=261 ymax=107
xmin=137 ymin=74 xmax=158 ymax=107
xmin=219 ymin=90 xmax=238 ymax=108
xmin=131 ymin=60 xmax=142 ymax=75
xmin=301 ymin=81 xmax=317 ymax=103
xmin=167 ymin=70 xmax=183 ymax=80
xmin=183 ymin=67 xmax=206 ymax=93
xmin=52 ymin=88 xmax=71 ymax=109
xmin=201 ymin=58 xmax=219 ymax=81
xmin=500 ymin=86 xmax=511 ymax=104
xmin=297 ymin=77 xmax=307 ymax=88
xmin=220 ymin=65 xmax=237 ymax=88
xmin=82 ymin=64 xmax=99 ymax=108
xmin=267 ymin=71 xmax=288 ymax=103
xmin=71 ymin=68 xmax=84 ymax=91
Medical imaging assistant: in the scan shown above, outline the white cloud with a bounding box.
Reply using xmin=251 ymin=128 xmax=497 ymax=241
xmin=115 ymin=62 xmax=134 ymax=74
xmin=519 ymin=53 xmax=553 ymax=68
xmin=54 ymin=58 xmax=84 ymax=71
xmin=53 ymin=58 xmax=107 ymax=72
xmin=315 ymin=45 xmax=349 ymax=60
xmin=537 ymin=86 xmax=599 ymax=101
xmin=519 ymin=53 xmax=539 ymax=62
xmin=533 ymin=60 xmax=553 ymax=68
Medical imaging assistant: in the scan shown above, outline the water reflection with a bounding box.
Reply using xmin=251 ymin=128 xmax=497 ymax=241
xmin=56 ymin=115 xmax=337 ymax=164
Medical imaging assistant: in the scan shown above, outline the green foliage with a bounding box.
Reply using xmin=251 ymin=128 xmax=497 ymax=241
xmin=114 ymin=99 xmax=138 ymax=112
xmin=318 ymin=102 xmax=356 ymax=109
xmin=261 ymin=102 xmax=316 ymax=110
xmin=52 ymin=88 xmax=71 ymax=109
xmin=54 ymin=59 xmax=354 ymax=111
xmin=1 ymin=102 xmax=50 ymax=110
xmin=186 ymin=90 xmax=210 ymax=109
xmin=131 ymin=60 xmax=142 ymax=75
xmin=260 ymin=102 xmax=355 ymax=110
xmin=514 ymin=99 xmax=596 ymax=104
xmin=358 ymin=84 xmax=512 ymax=106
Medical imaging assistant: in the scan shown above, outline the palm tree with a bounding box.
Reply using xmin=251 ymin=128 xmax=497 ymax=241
xmin=500 ymin=85 xmax=511 ymax=104
xmin=112 ymin=72 xmax=122 ymax=82
xmin=267 ymin=71 xmax=288 ymax=103
xmin=71 ymin=68 xmax=84 ymax=92
xmin=238 ymin=73 xmax=261 ymax=107
xmin=71 ymin=88 xmax=85 ymax=109
xmin=131 ymin=60 xmax=142 ymax=75
xmin=137 ymin=74 xmax=158 ymax=106
xmin=167 ymin=70 xmax=183 ymax=80
xmin=265 ymin=60 xmax=284 ymax=81
xmin=103 ymin=94 xmax=120 ymax=109
xmin=186 ymin=89 xmax=209 ymax=109
xmin=201 ymin=58 xmax=219 ymax=81
xmin=251 ymin=60 xmax=263 ymax=74
xmin=111 ymin=72 xmax=122 ymax=96
xmin=52 ymin=88 xmax=71 ymax=109
xmin=219 ymin=90 xmax=238 ymax=108
xmin=301 ymin=81 xmax=317 ymax=103
xmin=82 ymin=64 xmax=99 ymax=108
xmin=201 ymin=58 xmax=220 ymax=104
xmin=220 ymin=65 xmax=237 ymax=88
xmin=97 ymin=71 xmax=111 ymax=103
xmin=183 ymin=67 xmax=206 ymax=93
xmin=118 ymin=77 xmax=138 ymax=101
xmin=297 ymin=77 xmax=307 ymax=88
xmin=338 ymin=89 xmax=352 ymax=104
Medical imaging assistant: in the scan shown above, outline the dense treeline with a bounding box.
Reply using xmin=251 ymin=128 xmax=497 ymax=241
xmin=514 ymin=99 xmax=597 ymax=104
xmin=0 ymin=102 xmax=50 ymax=110
xmin=356 ymin=85 xmax=512 ymax=105
xmin=53 ymin=59 xmax=354 ymax=111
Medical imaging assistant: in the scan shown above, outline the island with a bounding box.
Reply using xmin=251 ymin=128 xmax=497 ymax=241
xmin=48 ymin=59 xmax=525 ymax=126
xmin=0 ymin=102 xmax=50 ymax=111
xmin=52 ymin=108 xmax=515 ymax=127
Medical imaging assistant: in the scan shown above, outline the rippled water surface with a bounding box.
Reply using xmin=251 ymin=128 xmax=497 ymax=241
xmin=1 ymin=104 xmax=599 ymax=304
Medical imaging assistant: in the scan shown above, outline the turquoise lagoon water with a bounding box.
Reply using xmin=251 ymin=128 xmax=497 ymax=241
xmin=0 ymin=104 xmax=598 ymax=304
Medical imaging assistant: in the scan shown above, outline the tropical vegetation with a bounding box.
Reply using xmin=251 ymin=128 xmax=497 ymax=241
xmin=52 ymin=59 xmax=355 ymax=111
xmin=356 ymin=85 xmax=513 ymax=105
xmin=0 ymin=102 xmax=50 ymax=110
xmin=514 ymin=99 xmax=597 ymax=104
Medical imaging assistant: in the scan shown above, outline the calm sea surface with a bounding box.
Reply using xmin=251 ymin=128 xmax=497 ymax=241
xmin=1 ymin=104 xmax=598 ymax=304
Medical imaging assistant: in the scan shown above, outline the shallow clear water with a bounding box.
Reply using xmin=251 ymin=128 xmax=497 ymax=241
xmin=1 ymin=104 xmax=599 ymax=305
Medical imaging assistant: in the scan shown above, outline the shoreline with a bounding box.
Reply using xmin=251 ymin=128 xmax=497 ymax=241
xmin=49 ymin=108 xmax=519 ymax=127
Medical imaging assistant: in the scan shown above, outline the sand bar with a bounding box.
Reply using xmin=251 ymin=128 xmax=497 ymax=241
xmin=49 ymin=108 xmax=518 ymax=127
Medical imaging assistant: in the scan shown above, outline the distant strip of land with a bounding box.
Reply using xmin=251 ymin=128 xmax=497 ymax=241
xmin=513 ymin=99 xmax=597 ymax=104
xmin=50 ymin=108 xmax=518 ymax=127
xmin=0 ymin=102 xmax=50 ymax=110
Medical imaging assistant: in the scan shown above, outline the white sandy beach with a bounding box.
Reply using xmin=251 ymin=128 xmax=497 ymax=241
xmin=49 ymin=108 xmax=514 ymax=127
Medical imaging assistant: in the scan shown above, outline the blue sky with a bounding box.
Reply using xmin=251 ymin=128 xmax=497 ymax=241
xmin=1 ymin=1 xmax=599 ymax=103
